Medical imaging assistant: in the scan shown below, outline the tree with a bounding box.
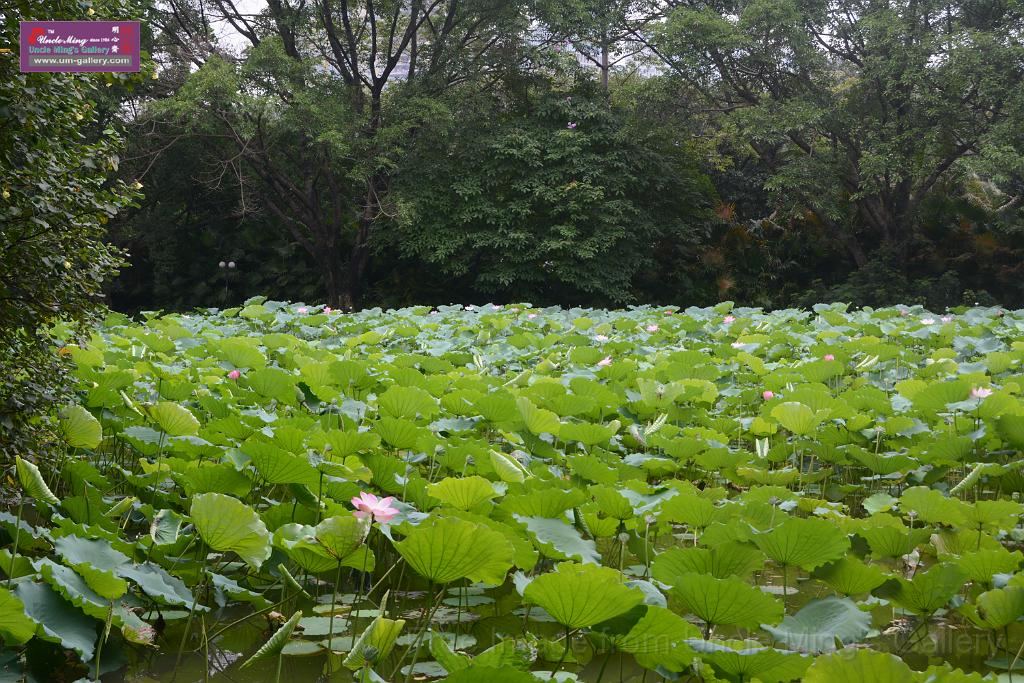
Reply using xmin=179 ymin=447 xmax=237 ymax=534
xmin=647 ymin=0 xmax=1024 ymax=270
xmin=388 ymin=73 xmax=717 ymax=305
xmin=536 ymin=0 xmax=660 ymax=90
xmin=143 ymin=0 xmax=528 ymax=307
xmin=0 ymin=0 xmax=146 ymax=458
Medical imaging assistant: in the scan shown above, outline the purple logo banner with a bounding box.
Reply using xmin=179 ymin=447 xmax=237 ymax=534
xmin=20 ymin=21 xmax=140 ymax=73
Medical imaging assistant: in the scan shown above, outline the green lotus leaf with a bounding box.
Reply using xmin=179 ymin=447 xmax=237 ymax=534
xmin=378 ymin=385 xmax=439 ymax=419
xmin=657 ymin=492 xmax=721 ymax=528
xmin=15 ymin=456 xmax=60 ymax=505
xmin=751 ymin=516 xmax=849 ymax=570
xmin=428 ymin=475 xmax=499 ymax=510
xmin=146 ymin=401 xmax=200 ymax=436
xmin=119 ymin=562 xmax=198 ymax=608
xmin=0 ymin=587 xmax=36 ymax=645
xmin=652 ymin=543 xmax=764 ymax=582
xmin=15 ymin=581 xmax=97 ymax=661
xmin=514 ymin=515 xmax=600 ymax=565
xmin=872 ymin=563 xmax=967 ymax=616
xmin=516 ymin=397 xmax=561 ymax=436
xmin=242 ymin=437 xmax=319 ymax=486
xmin=588 ymin=484 xmax=634 ymax=520
xmin=855 ymin=516 xmax=932 ymax=558
xmin=910 ymin=379 xmax=970 ymax=413
xmin=957 ymin=499 xmax=1024 ymax=533
xmin=671 ymin=572 xmax=783 ymax=630
xmin=443 ymin=509 xmax=538 ymax=571
xmin=899 ymin=486 xmax=967 ymax=525
xmin=761 ymin=597 xmax=871 ymax=653
xmin=949 ymin=547 xmax=1023 ymax=585
xmin=489 ymin=449 xmax=530 ymax=483
xmin=812 ymin=557 xmax=890 ymax=595
xmin=209 ymin=571 xmax=272 ymax=609
xmin=474 ymin=640 xmax=536 ymax=672
xmin=524 ymin=562 xmax=643 ymax=629
xmin=58 ymin=404 xmax=103 ymax=449
xmin=374 ymin=416 xmax=427 ymax=450
xmin=501 ymin=489 xmax=587 ymax=518
xmin=559 ymin=420 xmax=619 ymax=446
xmin=343 ymin=615 xmax=406 ymax=669
xmin=395 ymin=516 xmax=515 ymax=585
xmin=686 ymin=639 xmax=811 ymax=682
xmin=802 ymin=648 xmax=913 ymax=682
xmin=150 ymin=508 xmax=184 ymax=545
xmin=997 ymin=414 xmax=1024 ymax=450
xmin=771 ymin=402 xmax=824 ymax=435
xmin=969 ymin=586 xmax=1024 ymax=629
xmin=430 ymin=631 xmax=470 ymax=672
xmin=216 ymin=336 xmax=267 ymax=368
xmin=314 ymin=515 xmax=370 ymax=559
xmin=315 ymin=429 xmax=381 ymax=458
xmin=190 ymin=492 xmax=272 ymax=569
xmin=247 ymin=366 xmax=298 ymax=404
xmin=241 ymin=610 xmax=302 ymax=668
xmin=442 ymin=667 xmax=536 ymax=683
xmin=273 ymin=524 xmax=337 ymax=573
xmin=594 ymin=604 xmax=699 ymax=670
xmin=176 ymin=462 xmax=252 ymax=497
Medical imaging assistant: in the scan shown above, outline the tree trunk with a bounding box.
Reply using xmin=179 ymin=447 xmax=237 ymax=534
xmin=600 ymin=36 xmax=610 ymax=90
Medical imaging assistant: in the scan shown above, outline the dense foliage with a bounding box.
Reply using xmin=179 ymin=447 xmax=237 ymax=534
xmin=5 ymin=302 xmax=1024 ymax=680
xmin=0 ymin=0 xmax=145 ymax=458
xmin=105 ymin=0 xmax=1024 ymax=313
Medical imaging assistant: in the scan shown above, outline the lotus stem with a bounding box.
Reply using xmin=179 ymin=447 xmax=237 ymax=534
xmin=94 ymin=600 xmax=114 ymax=681
xmin=550 ymin=624 xmax=572 ymax=679
xmin=594 ymin=649 xmax=613 ymax=683
xmin=330 ymin=559 xmax=343 ymax=651
xmin=7 ymin=499 xmax=23 ymax=587
xmin=175 ymin=552 xmax=209 ymax=673
xmin=400 ymin=582 xmax=439 ymax=683
xmin=1008 ymin=631 xmax=1024 ymax=681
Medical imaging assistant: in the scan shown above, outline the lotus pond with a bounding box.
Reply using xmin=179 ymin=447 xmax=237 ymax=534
xmin=6 ymin=300 xmax=1024 ymax=682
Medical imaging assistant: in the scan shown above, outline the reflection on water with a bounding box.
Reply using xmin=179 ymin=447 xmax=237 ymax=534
xmin=116 ymin=575 xmax=1009 ymax=682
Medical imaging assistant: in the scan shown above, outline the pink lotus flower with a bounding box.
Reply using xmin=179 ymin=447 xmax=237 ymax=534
xmin=351 ymin=491 xmax=399 ymax=523
xmin=731 ymin=341 xmax=744 ymax=349
xmin=723 ymin=315 xmax=736 ymax=324
xmin=921 ymin=318 xmax=935 ymax=325
xmin=941 ymin=315 xmax=953 ymax=323
xmin=971 ymin=387 xmax=994 ymax=399
xmin=324 ymin=306 xmax=332 ymax=314
xmin=527 ymin=313 xmax=537 ymax=319
xmin=664 ymin=310 xmax=674 ymax=315
xmin=595 ymin=334 xmax=609 ymax=342
xmin=899 ymin=309 xmax=908 ymax=316
xmin=297 ymin=307 xmax=308 ymax=314
xmin=492 ymin=304 xmax=501 ymax=310
xmin=567 ymin=122 xmax=577 ymax=129
xmin=646 ymin=324 xmax=659 ymax=332
xmin=597 ymin=356 xmax=613 ymax=367
xmin=465 ymin=305 xmax=475 ymax=311
xmin=227 ymin=369 xmax=241 ymax=380
xmin=762 ymin=390 xmax=775 ymax=400
xmin=823 ymin=354 xmax=835 ymax=361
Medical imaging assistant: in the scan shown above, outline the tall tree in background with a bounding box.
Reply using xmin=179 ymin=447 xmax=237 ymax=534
xmin=0 ymin=0 xmax=145 ymax=457
xmin=647 ymin=0 xmax=1024 ymax=270
xmin=390 ymin=72 xmax=717 ymax=304
xmin=142 ymin=0 xmax=527 ymax=307
xmin=537 ymin=0 xmax=660 ymax=89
